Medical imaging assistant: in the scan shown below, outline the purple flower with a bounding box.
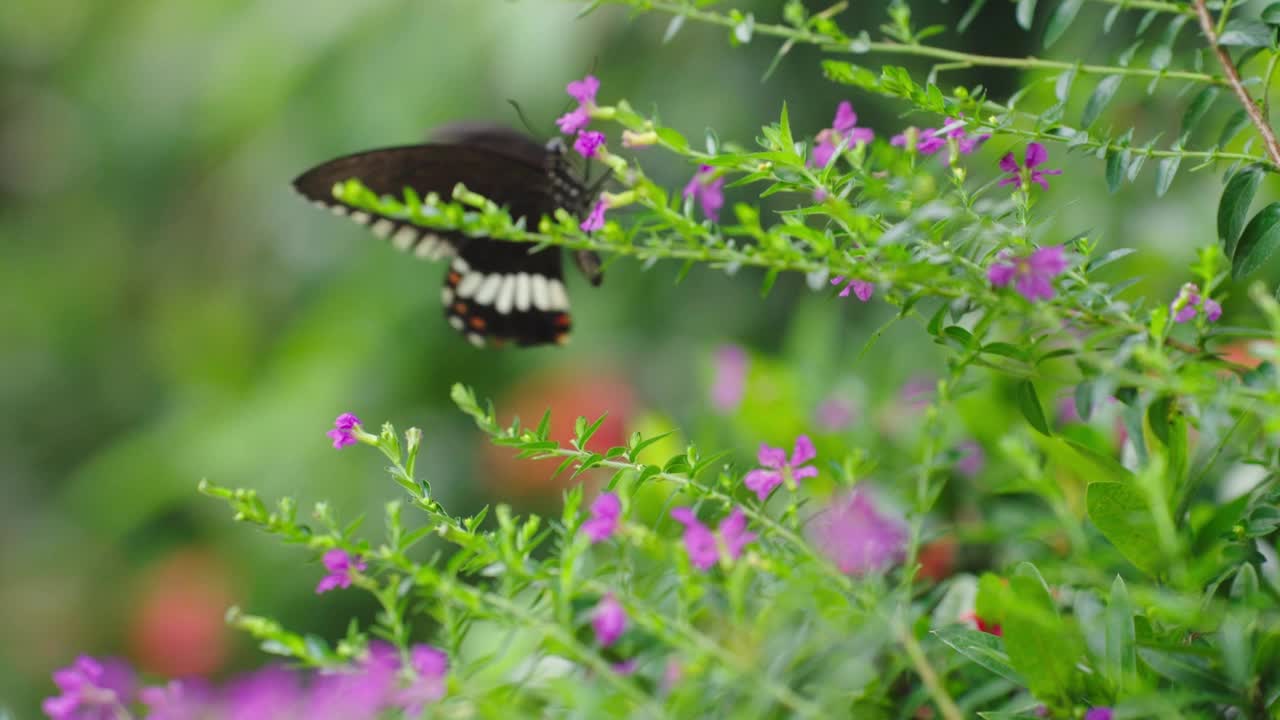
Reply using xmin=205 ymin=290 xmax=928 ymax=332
xmin=811 ymin=101 xmax=874 ymax=167
xmin=567 ymin=75 xmax=600 ymax=105
xmin=43 ymin=656 xmax=136 ymax=720
xmin=901 ymin=377 xmax=935 ymax=410
xmin=611 ymin=659 xmax=639 ymax=675
xmin=305 ymin=642 xmax=400 ymax=720
xmin=573 ymin=130 xmax=606 ymax=159
xmin=831 ymin=276 xmax=874 ymax=302
xmin=670 ymin=506 xmax=756 ymax=570
xmin=1171 ymin=282 xmax=1223 ymax=324
xmin=556 ymin=75 xmax=600 ymax=135
xmin=809 ymin=491 xmax=907 ymax=575
xmin=224 ymin=665 xmax=303 ymax=720
xmin=592 ymin=593 xmax=628 ymax=647
xmin=316 ymin=548 xmax=366 ymax=594
xmin=140 ymin=679 xmax=216 ymax=720
xmin=998 ymin=142 xmax=1063 ymax=190
xmin=743 ymin=435 xmax=818 ymax=501
xmin=393 ymin=645 xmax=448 ymax=716
xmin=581 ymin=492 xmax=621 ymax=543
xmin=815 ymin=396 xmax=857 ymax=432
xmin=683 ymin=165 xmax=725 ymax=222
xmin=988 ymin=245 xmax=1068 ymax=302
xmin=580 ymin=198 xmax=608 ymax=232
xmin=327 ymin=412 xmax=362 ymax=449
xmin=711 ymin=345 xmax=748 ymax=413
xmin=955 ymin=440 xmax=984 ymax=477
xmin=1084 ymin=708 xmax=1114 ymax=720
xmin=556 ymin=107 xmax=590 ymax=135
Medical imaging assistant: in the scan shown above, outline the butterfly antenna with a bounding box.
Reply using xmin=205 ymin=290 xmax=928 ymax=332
xmin=507 ymin=99 xmax=543 ymax=137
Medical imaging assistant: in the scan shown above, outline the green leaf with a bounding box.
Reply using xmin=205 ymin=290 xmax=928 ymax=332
xmin=1043 ymin=0 xmax=1082 ymax=48
xmin=1155 ymin=154 xmax=1180 ymax=196
xmin=1219 ymin=19 xmax=1274 ymax=47
xmin=1105 ymin=148 xmax=1124 ymax=193
xmin=1002 ymin=563 xmax=1085 ymax=702
xmin=1082 ymin=76 xmax=1123 ymax=128
xmin=933 ymin=626 xmax=1024 ymax=685
xmin=1219 ymin=166 xmax=1263 ymax=257
xmin=1152 ymin=16 xmax=1190 ymax=70
xmin=1105 ymin=576 xmax=1137 ymax=691
xmin=1016 ymin=380 xmax=1052 ymax=436
xmin=1074 ymin=381 xmax=1094 ymax=421
xmin=1265 ymin=2 xmax=1280 ymax=25
xmin=1181 ymin=86 xmax=1218 ymax=137
xmin=1087 ymin=482 xmax=1161 ymax=576
xmin=1016 ymin=0 xmax=1037 ymax=30
xmin=959 ymin=0 xmax=990 ymax=33
xmin=1219 ymin=109 xmax=1251 ymax=147
xmin=1232 ymin=201 xmax=1280 ymax=279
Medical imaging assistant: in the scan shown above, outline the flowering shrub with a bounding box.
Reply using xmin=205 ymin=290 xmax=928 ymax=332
xmin=41 ymin=0 xmax=1280 ymax=718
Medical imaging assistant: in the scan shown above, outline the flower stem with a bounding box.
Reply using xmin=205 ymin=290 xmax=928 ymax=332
xmin=1192 ymin=0 xmax=1280 ymax=168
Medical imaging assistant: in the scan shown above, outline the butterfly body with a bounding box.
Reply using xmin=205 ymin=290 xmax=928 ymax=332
xmin=292 ymin=124 xmax=599 ymax=348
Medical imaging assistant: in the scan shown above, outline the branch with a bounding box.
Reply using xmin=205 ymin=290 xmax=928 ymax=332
xmin=1193 ymin=0 xmax=1280 ymax=168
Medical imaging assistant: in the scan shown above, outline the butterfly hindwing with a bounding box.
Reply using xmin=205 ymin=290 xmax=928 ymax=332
xmin=443 ymin=239 xmax=572 ymax=348
xmin=293 ymin=127 xmax=591 ymax=348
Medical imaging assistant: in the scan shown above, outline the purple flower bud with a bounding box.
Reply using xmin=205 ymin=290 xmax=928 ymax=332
xmin=316 ymin=549 xmax=366 ymax=594
xmin=327 ymin=412 xmax=362 ymax=449
xmin=683 ymin=165 xmax=725 ymax=222
xmin=592 ymin=593 xmax=627 ymax=647
xmin=580 ymin=199 xmax=609 ymax=232
xmin=581 ymin=492 xmax=621 ymax=542
xmin=573 ymin=130 xmax=606 ymax=159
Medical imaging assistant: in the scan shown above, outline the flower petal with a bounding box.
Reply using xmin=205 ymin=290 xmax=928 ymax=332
xmin=832 ymin=101 xmax=858 ymax=133
xmin=790 ymin=435 xmax=817 ymax=466
xmin=757 ymin=443 xmax=787 ymax=468
xmin=1025 ymin=142 xmax=1048 ymax=168
xmin=998 ymin=151 xmax=1020 ymax=174
xmin=743 ymin=469 xmax=782 ymax=501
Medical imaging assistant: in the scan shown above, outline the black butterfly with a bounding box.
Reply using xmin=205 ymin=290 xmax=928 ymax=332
xmin=293 ymin=123 xmax=603 ymax=348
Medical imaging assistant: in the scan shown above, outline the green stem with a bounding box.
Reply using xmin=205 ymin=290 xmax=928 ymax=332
xmin=630 ymin=0 xmax=1226 ymax=86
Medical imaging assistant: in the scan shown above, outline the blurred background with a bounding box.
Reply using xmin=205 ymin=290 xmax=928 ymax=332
xmin=0 ymin=0 xmax=1265 ymax=714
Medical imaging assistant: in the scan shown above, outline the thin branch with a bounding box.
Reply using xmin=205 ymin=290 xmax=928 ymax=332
xmin=636 ymin=0 xmax=1228 ymax=87
xmin=1192 ymin=0 xmax=1280 ymax=168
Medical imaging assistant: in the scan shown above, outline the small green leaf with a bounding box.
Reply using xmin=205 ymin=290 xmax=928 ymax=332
xmin=1087 ymin=482 xmax=1161 ymax=576
xmin=1016 ymin=0 xmax=1037 ymax=30
xmin=1155 ymin=154 xmax=1180 ymax=196
xmin=1082 ymin=76 xmax=1123 ymax=128
xmin=1219 ymin=109 xmax=1251 ymax=147
xmin=933 ymin=626 xmax=1024 ymax=684
xmin=959 ymin=0 xmax=990 ymax=32
xmin=1151 ymin=16 xmax=1189 ymax=70
xmin=1105 ymin=148 xmax=1124 ymax=193
xmin=1219 ymin=19 xmax=1273 ymax=47
xmin=1016 ymin=381 xmax=1051 ymax=436
xmin=1233 ymin=201 xmax=1280 ymax=279
xmin=1002 ymin=563 xmax=1085 ymax=703
xmin=1043 ymin=0 xmax=1082 ymax=48
xmin=1219 ymin=166 xmax=1263 ymax=257
xmin=1181 ymin=86 xmax=1219 ymax=137
xmin=1074 ymin=381 xmax=1094 ymax=421
xmin=1105 ymin=576 xmax=1137 ymax=691
xmin=1265 ymin=2 xmax=1280 ymax=25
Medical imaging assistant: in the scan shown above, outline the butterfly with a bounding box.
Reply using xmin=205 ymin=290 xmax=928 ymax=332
xmin=292 ymin=123 xmax=603 ymax=348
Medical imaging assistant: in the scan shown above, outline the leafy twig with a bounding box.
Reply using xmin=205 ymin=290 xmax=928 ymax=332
xmin=1192 ymin=0 xmax=1280 ymax=168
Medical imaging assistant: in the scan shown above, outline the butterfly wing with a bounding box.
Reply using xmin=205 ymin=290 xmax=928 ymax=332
xmin=293 ymin=138 xmax=584 ymax=347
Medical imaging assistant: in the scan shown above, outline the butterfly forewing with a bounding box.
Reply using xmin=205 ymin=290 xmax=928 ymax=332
xmin=292 ymin=129 xmax=589 ymax=348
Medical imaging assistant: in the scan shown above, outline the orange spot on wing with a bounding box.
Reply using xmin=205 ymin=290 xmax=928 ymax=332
xmin=554 ymin=313 xmax=572 ymax=328
xmin=448 ymin=272 xmax=462 ymax=285
xmin=453 ymin=302 xmax=467 ymax=314
xmin=469 ymin=316 xmax=487 ymax=330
